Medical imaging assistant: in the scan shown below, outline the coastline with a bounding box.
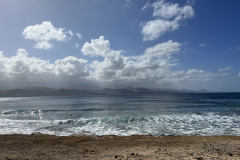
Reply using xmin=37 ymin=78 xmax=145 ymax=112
xmin=0 ymin=134 xmax=239 ymax=160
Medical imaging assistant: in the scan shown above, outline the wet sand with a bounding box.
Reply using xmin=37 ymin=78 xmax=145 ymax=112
xmin=0 ymin=134 xmax=240 ymax=160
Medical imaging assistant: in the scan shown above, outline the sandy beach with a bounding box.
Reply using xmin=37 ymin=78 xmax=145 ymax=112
xmin=0 ymin=134 xmax=239 ymax=160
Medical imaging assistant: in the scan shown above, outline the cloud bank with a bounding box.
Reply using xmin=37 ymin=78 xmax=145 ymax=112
xmin=0 ymin=36 xmax=213 ymax=89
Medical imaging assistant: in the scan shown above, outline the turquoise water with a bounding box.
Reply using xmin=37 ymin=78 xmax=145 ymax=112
xmin=0 ymin=93 xmax=240 ymax=136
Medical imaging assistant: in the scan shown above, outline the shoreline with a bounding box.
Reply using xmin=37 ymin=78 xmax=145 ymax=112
xmin=0 ymin=134 xmax=239 ymax=159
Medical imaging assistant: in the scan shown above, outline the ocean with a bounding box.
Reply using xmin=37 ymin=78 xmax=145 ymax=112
xmin=0 ymin=93 xmax=240 ymax=136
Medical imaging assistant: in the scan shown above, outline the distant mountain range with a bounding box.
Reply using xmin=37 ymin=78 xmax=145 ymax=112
xmin=0 ymin=87 xmax=211 ymax=97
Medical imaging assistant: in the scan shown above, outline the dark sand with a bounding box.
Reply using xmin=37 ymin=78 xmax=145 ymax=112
xmin=0 ymin=134 xmax=240 ymax=160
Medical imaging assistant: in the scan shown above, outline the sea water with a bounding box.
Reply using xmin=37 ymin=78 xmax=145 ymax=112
xmin=0 ymin=93 xmax=240 ymax=136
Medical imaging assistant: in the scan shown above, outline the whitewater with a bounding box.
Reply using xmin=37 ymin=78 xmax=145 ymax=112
xmin=0 ymin=93 xmax=240 ymax=136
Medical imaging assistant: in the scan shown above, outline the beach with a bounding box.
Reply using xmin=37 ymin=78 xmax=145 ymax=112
xmin=0 ymin=134 xmax=240 ymax=160
xmin=1 ymin=94 xmax=240 ymax=159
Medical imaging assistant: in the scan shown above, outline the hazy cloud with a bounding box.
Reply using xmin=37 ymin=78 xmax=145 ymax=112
xmin=186 ymin=0 xmax=196 ymax=6
xmin=219 ymin=72 xmax=230 ymax=77
xmin=67 ymin=30 xmax=74 ymax=39
xmin=123 ymin=0 xmax=133 ymax=8
xmin=75 ymin=43 xmax=80 ymax=48
xmin=142 ymin=0 xmax=150 ymax=10
xmin=218 ymin=66 xmax=232 ymax=72
xmin=22 ymin=21 xmax=70 ymax=49
xmin=199 ymin=43 xmax=207 ymax=47
xmin=228 ymin=45 xmax=240 ymax=52
xmin=76 ymin=33 xmax=82 ymax=40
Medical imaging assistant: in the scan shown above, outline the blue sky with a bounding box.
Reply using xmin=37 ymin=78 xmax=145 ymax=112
xmin=0 ymin=0 xmax=239 ymax=91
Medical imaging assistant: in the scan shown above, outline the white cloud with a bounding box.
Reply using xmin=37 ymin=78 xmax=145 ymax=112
xmin=141 ymin=0 xmax=194 ymax=41
xmin=187 ymin=69 xmax=203 ymax=74
xmin=238 ymin=72 xmax=240 ymax=78
xmin=22 ymin=21 xmax=70 ymax=49
xmin=152 ymin=0 xmax=194 ymax=19
xmin=55 ymin=56 xmax=88 ymax=78
xmin=68 ymin=30 xmax=74 ymax=39
xmin=180 ymin=5 xmax=195 ymax=19
xmin=76 ymin=33 xmax=82 ymax=39
xmin=0 ymin=51 xmax=3 ymax=57
xmin=35 ymin=41 xmax=52 ymax=50
xmin=82 ymin=36 xmax=124 ymax=80
xmin=218 ymin=66 xmax=232 ymax=72
xmin=81 ymin=36 xmax=210 ymax=88
xmin=184 ymin=69 xmax=213 ymax=82
xmin=144 ymin=40 xmax=180 ymax=57
xmin=0 ymin=37 xmax=215 ymax=90
xmin=142 ymin=0 xmax=150 ymax=10
xmin=81 ymin=36 xmax=112 ymax=57
xmin=0 ymin=49 xmax=89 ymax=88
xmin=142 ymin=19 xmax=179 ymax=41
xmin=152 ymin=0 xmax=178 ymax=19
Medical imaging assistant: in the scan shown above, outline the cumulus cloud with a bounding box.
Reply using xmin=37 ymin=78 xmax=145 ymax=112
xmin=81 ymin=36 xmax=210 ymax=87
xmin=0 ymin=49 xmax=89 ymax=88
xmin=55 ymin=56 xmax=88 ymax=78
xmin=81 ymin=36 xmax=112 ymax=57
xmin=82 ymin=36 xmax=125 ymax=80
xmin=0 ymin=37 xmax=214 ymax=90
xmin=22 ymin=21 xmax=71 ymax=49
xmin=141 ymin=0 xmax=194 ymax=41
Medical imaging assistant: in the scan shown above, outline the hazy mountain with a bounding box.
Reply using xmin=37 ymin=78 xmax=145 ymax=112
xmin=0 ymin=87 xmax=210 ymax=97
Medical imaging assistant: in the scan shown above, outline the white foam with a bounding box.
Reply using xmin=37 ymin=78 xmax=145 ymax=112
xmin=0 ymin=113 xmax=239 ymax=136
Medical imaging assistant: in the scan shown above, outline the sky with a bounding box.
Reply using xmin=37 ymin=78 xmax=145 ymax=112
xmin=0 ymin=0 xmax=240 ymax=91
